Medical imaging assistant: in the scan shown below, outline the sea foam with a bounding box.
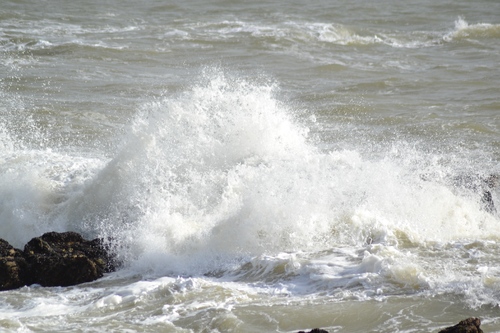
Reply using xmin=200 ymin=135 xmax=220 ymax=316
xmin=49 ymin=69 xmax=497 ymax=277
xmin=1 ymin=69 xmax=498 ymax=280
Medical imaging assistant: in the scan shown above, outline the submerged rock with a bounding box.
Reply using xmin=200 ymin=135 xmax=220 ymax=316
xmin=452 ymin=173 xmax=499 ymax=213
xmin=0 ymin=232 xmax=115 ymax=291
xmin=296 ymin=318 xmax=485 ymax=333
xmin=438 ymin=317 xmax=483 ymax=333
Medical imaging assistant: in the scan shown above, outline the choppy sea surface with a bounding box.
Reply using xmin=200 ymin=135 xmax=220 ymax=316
xmin=1 ymin=0 xmax=500 ymax=332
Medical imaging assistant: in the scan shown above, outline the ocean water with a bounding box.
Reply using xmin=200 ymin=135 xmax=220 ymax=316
xmin=1 ymin=0 xmax=500 ymax=332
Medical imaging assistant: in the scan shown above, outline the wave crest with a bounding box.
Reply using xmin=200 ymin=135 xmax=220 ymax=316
xmin=444 ymin=17 xmax=500 ymax=42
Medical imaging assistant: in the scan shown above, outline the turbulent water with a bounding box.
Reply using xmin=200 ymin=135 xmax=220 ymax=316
xmin=1 ymin=0 xmax=500 ymax=332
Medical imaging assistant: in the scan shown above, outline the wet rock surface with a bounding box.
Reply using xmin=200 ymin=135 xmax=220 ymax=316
xmin=0 ymin=232 xmax=115 ymax=291
xmin=0 ymin=239 xmax=31 ymax=290
xmin=296 ymin=318 xmax=484 ymax=333
xmin=438 ymin=317 xmax=484 ymax=333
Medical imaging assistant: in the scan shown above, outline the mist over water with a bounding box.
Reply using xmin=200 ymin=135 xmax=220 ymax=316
xmin=1 ymin=0 xmax=500 ymax=332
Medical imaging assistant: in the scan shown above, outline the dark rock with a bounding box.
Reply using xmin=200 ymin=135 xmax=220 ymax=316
xmin=438 ymin=317 xmax=483 ymax=333
xmin=298 ymin=329 xmax=329 ymax=333
xmin=0 ymin=231 xmax=116 ymax=291
xmin=452 ymin=173 xmax=498 ymax=213
xmin=24 ymin=231 xmax=115 ymax=287
xmin=0 ymin=239 xmax=31 ymax=291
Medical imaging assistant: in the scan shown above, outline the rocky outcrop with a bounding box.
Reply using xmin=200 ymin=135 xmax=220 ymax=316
xmin=438 ymin=318 xmax=483 ymax=333
xmin=0 ymin=232 xmax=115 ymax=291
xmin=298 ymin=329 xmax=329 ymax=333
xmin=0 ymin=239 xmax=31 ymax=290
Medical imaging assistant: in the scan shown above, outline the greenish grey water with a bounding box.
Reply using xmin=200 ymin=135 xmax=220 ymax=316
xmin=1 ymin=0 xmax=500 ymax=332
